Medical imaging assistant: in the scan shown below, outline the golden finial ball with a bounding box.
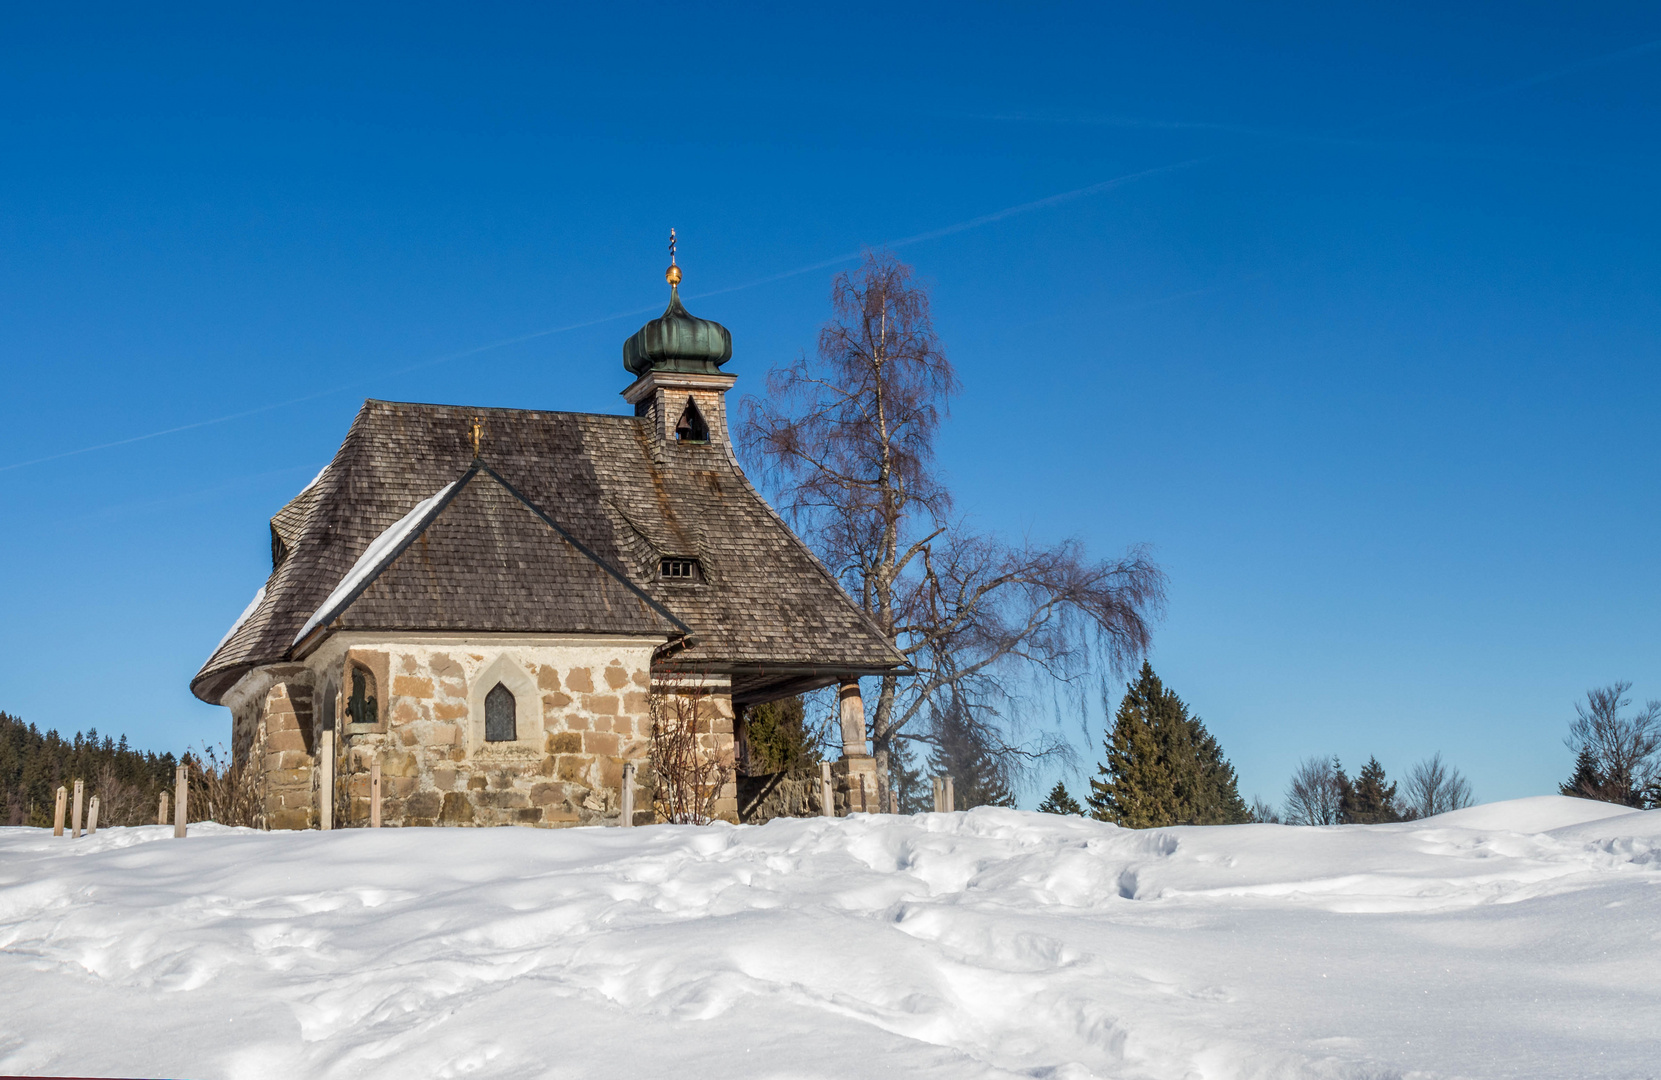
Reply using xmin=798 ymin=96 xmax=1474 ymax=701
xmin=666 ymin=264 xmax=682 ymax=286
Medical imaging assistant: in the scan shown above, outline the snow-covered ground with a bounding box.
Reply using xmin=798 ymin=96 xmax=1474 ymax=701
xmin=1 ymin=797 xmax=1656 ymax=1080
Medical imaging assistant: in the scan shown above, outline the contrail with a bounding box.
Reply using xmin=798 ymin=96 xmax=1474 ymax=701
xmin=0 ymin=306 xmax=666 ymax=474
xmin=1 ymin=161 xmax=1196 ymax=475
xmin=7 ymin=33 xmax=1658 ymax=476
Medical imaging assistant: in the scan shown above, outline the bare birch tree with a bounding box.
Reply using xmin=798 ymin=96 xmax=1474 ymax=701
xmin=740 ymin=250 xmax=1166 ymax=808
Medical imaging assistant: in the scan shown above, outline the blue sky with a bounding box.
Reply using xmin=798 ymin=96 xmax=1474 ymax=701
xmin=3 ymin=3 xmax=1658 ymax=809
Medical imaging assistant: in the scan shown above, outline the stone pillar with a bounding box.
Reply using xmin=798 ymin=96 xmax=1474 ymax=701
xmin=835 ymin=679 xmax=879 ymax=813
xmin=838 ymin=680 xmax=866 ymax=757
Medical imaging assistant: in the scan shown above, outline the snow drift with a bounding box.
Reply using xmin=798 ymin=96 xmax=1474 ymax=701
xmin=1 ymin=796 xmax=1656 ymax=1079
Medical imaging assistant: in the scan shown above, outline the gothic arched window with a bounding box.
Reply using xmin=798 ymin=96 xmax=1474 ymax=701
xmin=346 ymin=664 xmax=378 ymax=727
xmin=485 ymin=682 xmax=517 ymax=742
xmin=674 ymin=398 xmax=709 ymax=442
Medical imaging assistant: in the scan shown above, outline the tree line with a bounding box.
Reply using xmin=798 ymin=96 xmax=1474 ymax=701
xmin=1032 ymin=675 xmax=1661 ymax=827
xmin=1 ymin=711 xmax=179 ymax=826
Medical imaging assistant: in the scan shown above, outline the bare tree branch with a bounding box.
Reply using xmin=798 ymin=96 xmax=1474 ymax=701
xmin=740 ymin=249 xmax=1166 ymax=807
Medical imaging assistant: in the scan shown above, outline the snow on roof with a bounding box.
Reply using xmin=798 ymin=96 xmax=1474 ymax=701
xmin=293 ymin=480 xmax=457 ymax=644
xmin=212 ymin=585 xmax=266 ymax=655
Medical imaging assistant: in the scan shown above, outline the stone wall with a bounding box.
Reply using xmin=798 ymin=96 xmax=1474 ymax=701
xmin=651 ymin=676 xmax=738 ymax=823
xmin=227 ymin=634 xmax=747 ymax=828
xmin=738 ymin=767 xmax=823 ymax=823
xmin=226 ymin=665 xmax=317 ymax=830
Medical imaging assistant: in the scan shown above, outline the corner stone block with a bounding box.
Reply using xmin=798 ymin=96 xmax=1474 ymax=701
xmin=266 ymin=728 xmax=306 ymax=754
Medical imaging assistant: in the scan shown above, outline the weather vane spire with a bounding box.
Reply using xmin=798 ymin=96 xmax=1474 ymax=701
xmin=666 ymin=228 xmax=681 ymax=288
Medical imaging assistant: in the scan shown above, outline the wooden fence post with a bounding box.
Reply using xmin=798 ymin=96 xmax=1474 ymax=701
xmin=87 ymin=795 xmax=100 ymax=835
xmin=318 ymin=726 xmax=334 ymax=831
xmin=157 ymin=790 xmax=169 ymax=826
xmin=369 ymin=755 xmax=382 ymax=829
xmin=173 ymin=764 xmax=188 ymax=838
xmin=53 ymin=786 xmax=67 ymax=836
xmin=72 ymin=779 xmax=84 ymax=838
xmin=932 ymin=776 xmax=944 ymax=813
xmin=620 ymin=761 xmax=636 ymax=826
xmin=945 ymin=777 xmax=955 ymax=813
xmin=820 ymin=761 xmax=835 ymax=818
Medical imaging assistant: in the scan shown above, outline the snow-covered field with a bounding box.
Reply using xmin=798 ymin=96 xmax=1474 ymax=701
xmin=1 ymin=798 xmax=1656 ymax=1080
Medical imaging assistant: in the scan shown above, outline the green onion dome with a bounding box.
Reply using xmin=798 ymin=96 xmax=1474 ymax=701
xmin=622 ymin=279 xmax=733 ymax=377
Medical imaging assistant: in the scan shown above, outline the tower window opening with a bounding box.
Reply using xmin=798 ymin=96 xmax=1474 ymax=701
xmin=674 ymin=398 xmax=709 ymax=442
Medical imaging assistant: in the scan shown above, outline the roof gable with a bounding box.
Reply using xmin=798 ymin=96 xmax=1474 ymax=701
xmin=307 ymin=466 xmax=684 ymax=645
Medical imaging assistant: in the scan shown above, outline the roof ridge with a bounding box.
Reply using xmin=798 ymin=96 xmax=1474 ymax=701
xmin=478 ymin=463 xmax=694 ymax=642
xmin=363 ymin=398 xmax=647 ymax=424
xmin=291 ymin=464 xmax=478 ymax=654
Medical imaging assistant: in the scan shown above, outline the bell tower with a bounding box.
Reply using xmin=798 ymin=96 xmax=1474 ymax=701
xmin=621 ymin=231 xmax=736 ymax=448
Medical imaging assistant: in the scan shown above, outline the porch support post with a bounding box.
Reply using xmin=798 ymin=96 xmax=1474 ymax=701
xmin=838 ymin=680 xmax=867 ymax=757
xmin=836 ymin=679 xmax=879 ymax=813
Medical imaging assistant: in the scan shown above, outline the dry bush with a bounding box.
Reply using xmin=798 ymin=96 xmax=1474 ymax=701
xmin=93 ymin=763 xmax=155 ymax=826
xmin=188 ymin=743 xmax=262 ymax=828
xmin=650 ymin=677 xmax=733 ymax=825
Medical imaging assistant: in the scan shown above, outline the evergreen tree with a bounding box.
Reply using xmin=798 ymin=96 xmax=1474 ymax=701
xmin=1337 ymin=756 xmax=1402 ymax=824
xmin=1088 ymin=663 xmax=1251 ymax=827
xmin=1037 ymin=781 xmax=1084 ymax=816
xmin=890 ymin=737 xmax=933 ymax=813
xmin=1560 ymin=746 xmax=1611 ymax=801
xmin=926 ymin=693 xmax=1015 ymax=810
xmin=742 ymin=696 xmax=824 ymax=774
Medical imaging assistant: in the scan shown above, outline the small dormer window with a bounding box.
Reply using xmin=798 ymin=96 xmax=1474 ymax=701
xmin=674 ymin=398 xmax=709 ymax=443
xmin=660 ymin=558 xmax=700 ymax=582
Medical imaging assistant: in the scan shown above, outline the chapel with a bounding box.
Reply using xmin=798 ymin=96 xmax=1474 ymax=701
xmin=191 ymin=248 xmax=905 ymax=829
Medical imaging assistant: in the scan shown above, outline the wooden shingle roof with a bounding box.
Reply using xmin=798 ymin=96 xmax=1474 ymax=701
xmin=191 ymin=399 xmax=905 ymax=704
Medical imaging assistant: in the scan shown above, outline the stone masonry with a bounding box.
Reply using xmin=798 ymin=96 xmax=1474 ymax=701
xmin=226 ymin=634 xmax=744 ymax=829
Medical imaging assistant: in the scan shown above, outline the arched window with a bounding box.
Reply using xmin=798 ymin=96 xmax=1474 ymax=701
xmin=485 ymin=682 xmax=517 ymax=742
xmin=346 ymin=664 xmax=378 ymax=727
xmin=674 ymin=398 xmax=709 ymax=442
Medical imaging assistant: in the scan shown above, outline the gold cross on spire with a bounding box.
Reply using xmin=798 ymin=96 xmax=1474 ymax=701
xmin=666 ymin=228 xmax=681 ymax=287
